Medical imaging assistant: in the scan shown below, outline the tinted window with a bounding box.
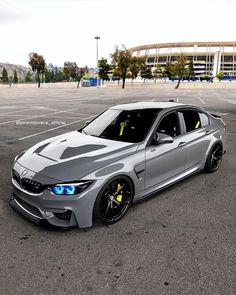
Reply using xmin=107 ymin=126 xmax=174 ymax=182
xmin=199 ymin=112 xmax=209 ymax=127
xmin=82 ymin=109 xmax=159 ymax=143
xmin=157 ymin=112 xmax=180 ymax=137
xmin=182 ymin=110 xmax=201 ymax=132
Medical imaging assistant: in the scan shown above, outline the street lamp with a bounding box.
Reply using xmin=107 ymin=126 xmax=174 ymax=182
xmin=94 ymin=36 xmax=100 ymax=87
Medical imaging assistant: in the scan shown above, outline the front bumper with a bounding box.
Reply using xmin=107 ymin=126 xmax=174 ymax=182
xmin=10 ymin=176 xmax=103 ymax=228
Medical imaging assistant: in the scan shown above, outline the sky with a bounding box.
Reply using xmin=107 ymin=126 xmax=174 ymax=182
xmin=0 ymin=0 xmax=236 ymax=67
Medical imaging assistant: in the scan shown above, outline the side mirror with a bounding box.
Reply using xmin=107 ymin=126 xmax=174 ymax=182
xmin=152 ymin=132 xmax=173 ymax=145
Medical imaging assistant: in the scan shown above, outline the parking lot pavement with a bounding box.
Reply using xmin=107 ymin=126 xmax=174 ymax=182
xmin=0 ymin=87 xmax=235 ymax=295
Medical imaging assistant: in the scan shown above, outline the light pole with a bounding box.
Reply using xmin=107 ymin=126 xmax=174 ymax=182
xmin=94 ymin=36 xmax=100 ymax=87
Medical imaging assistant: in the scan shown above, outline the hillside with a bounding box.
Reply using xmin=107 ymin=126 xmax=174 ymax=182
xmin=0 ymin=62 xmax=29 ymax=80
xmin=0 ymin=62 xmax=97 ymax=82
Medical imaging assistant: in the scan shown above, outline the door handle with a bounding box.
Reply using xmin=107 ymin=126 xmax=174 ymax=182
xmin=150 ymin=148 xmax=156 ymax=152
xmin=205 ymin=130 xmax=211 ymax=135
xmin=178 ymin=142 xmax=186 ymax=147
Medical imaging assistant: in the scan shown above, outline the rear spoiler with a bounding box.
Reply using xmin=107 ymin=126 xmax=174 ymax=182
xmin=210 ymin=113 xmax=221 ymax=118
xmin=210 ymin=113 xmax=228 ymax=128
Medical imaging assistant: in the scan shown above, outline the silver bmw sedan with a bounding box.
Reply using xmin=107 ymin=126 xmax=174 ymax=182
xmin=10 ymin=102 xmax=226 ymax=228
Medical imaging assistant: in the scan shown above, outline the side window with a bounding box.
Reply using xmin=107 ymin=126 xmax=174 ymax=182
xmin=199 ymin=112 xmax=209 ymax=127
xmin=182 ymin=110 xmax=201 ymax=132
xmin=156 ymin=112 xmax=180 ymax=137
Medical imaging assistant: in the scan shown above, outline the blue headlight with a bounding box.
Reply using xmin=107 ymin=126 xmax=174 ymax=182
xmin=65 ymin=185 xmax=76 ymax=195
xmin=52 ymin=185 xmax=64 ymax=195
xmin=51 ymin=185 xmax=76 ymax=195
xmin=50 ymin=181 xmax=93 ymax=195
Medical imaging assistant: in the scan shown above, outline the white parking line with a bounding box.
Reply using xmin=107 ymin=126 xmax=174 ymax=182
xmin=219 ymin=97 xmax=236 ymax=105
xmin=3 ymin=114 xmax=79 ymax=119
xmin=18 ymin=115 xmax=95 ymax=141
xmin=0 ymin=107 xmax=59 ymax=116
xmin=62 ymin=110 xmax=94 ymax=117
xmin=224 ymin=91 xmax=236 ymax=96
xmin=196 ymin=97 xmax=206 ymax=104
xmin=0 ymin=106 xmax=18 ymax=109
xmin=0 ymin=107 xmax=41 ymax=116
xmin=0 ymin=107 xmax=81 ymax=126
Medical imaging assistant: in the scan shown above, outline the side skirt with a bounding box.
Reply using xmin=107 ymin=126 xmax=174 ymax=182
xmin=133 ymin=165 xmax=203 ymax=204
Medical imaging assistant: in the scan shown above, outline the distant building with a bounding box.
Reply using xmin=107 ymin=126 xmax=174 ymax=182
xmin=128 ymin=41 xmax=236 ymax=77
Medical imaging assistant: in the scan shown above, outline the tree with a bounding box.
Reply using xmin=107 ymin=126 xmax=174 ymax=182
xmin=63 ymin=62 xmax=88 ymax=88
xmin=153 ymin=64 xmax=163 ymax=82
xmin=44 ymin=68 xmax=50 ymax=83
xmin=129 ymin=56 xmax=145 ymax=84
xmin=173 ymin=53 xmax=188 ymax=89
xmin=25 ymin=71 xmax=32 ymax=83
xmin=216 ymin=72 xmax=224 ymax=81
xmin=28 ymin=52 xmax=46 ymax=88
xmin=112 ymin=68 xmax=122 ymax=84
xmin=51 ymin=69 xmax=56 ymax=82
xmin=8 ymin=75 xmax=13 ymax=87
xmin=162 ymin=62 xmax=174 ymax=80
xmin=1 ymin=67 xmax=8 ymax=82
xmin=13 ymin=69 xmax=18 ymax=83
xmin=54 ymin=67 xmax=58 ymax=82
xmin=57 ymin=69 xmax=67 ymax=82
xmin=187 ymin=60 xmax=195 ymax=79
xmin=111 ymin=46 xmax=132 ymax=89
xmin=98 ymin=58 xmax=111 ymax=82
xmin=203 ymin=74 xmax=209 ymax=79
xmin=202 ymin=74 xmax=210 ymax=82
xmin=140 ymin=64 xmax=153 ymax=83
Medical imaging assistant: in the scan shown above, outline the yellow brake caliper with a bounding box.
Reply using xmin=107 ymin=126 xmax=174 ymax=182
xmin=116 ymin=183 xmax=123 ymax=203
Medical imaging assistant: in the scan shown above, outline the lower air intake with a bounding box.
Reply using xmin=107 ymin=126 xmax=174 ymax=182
xmin=54 ymin=210 xmax=72 ymax=221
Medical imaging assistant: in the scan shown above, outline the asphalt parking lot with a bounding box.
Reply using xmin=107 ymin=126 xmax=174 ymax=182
xmin=0 ymin=86 xmax=235 ymax=295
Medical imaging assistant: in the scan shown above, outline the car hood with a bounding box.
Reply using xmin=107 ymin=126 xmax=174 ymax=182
xmin=17 ymin=131 xmax=138 ymax=182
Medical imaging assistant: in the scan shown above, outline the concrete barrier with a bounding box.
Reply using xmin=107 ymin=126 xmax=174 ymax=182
xmin=1 ymin=80 xmax=236 ymax=89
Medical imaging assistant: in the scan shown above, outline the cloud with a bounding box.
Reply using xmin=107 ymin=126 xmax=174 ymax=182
xmin=0 ymin=8 xmax=20 ymax=24
xmin=0 ymin=1 xmax=32 ymax=25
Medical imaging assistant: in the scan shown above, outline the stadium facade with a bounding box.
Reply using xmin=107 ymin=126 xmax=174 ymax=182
xmin=128 ymin=42 xmax=236 ymax=77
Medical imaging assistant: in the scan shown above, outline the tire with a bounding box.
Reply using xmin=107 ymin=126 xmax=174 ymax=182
xmin=93 ymin=175 xmax=134 ymax=225
xmin=205 ymin=142 xmax=223 ymax=173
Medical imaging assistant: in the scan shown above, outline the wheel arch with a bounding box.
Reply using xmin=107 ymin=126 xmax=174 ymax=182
xmin=96 ymin=172 xmax=136 ymax=202
xmin=92 ymin=173 xmax=136 ymax=224
xmin=204 ymin=140 xmax=223 ymax=173
xmin=204 ymin=137 xmax=223 ymax=161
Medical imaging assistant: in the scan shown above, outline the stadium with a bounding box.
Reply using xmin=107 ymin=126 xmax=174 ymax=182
xmin=128 ymin=41 xmax=236 ymax=77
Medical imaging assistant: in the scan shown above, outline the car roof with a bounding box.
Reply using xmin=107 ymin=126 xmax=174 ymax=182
xmin=111 ymin=101 xmax=186 ymax=111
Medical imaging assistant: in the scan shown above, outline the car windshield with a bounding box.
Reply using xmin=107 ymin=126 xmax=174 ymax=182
xmin=81 ymin=109 xmax=159 ymax=143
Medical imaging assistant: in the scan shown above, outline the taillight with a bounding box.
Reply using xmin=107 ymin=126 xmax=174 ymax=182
xmin=222 ymin=120 xmax=228 ymax=128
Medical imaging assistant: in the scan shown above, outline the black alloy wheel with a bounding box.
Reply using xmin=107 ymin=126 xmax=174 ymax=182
xmin=205 ymin=143 xmax=223 ymax=173
xmin=94 ymin=175 xmax=133 ymax=224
